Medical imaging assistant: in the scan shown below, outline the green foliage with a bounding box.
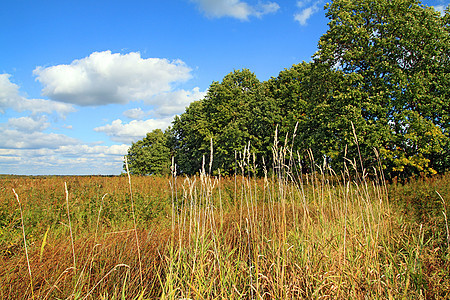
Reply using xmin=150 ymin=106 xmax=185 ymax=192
xmin=171 ymin=100 xmax=209 ymax=175
xmin=263 ymin=63 xmax=309 ymax=146
xmin=264 ymin=62 xmax=378 ymax=170
xmin=130 ymin=0 xmax=450 ymax=179
xmin=314 ymin=0 xmax=450 ymax=176
xmin=172 ymin=69 xmax=275 ymax=175
xmin=124 ymin=129 xmax=171 ymax=176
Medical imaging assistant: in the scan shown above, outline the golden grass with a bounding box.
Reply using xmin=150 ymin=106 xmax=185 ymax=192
xmin=1 ymin=150 xmax=449 ymax=299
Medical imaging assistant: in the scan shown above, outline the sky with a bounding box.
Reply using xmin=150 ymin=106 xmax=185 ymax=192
xmin=0 ymin=0 xmax=448 ymax=175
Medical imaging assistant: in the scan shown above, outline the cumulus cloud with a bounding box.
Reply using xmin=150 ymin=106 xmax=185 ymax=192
xmin=294 ymin=0 xmax=321 ymax=26
xmin=0 ymin=114 xmax=129 ymax=174
xmin=147 ymin=87 xmax=207 ymax=117
xmin=192 ymin=0 xmax=279 ymax=20
xmin=123 ymin=108 xmax=146 ymax=120
xmin=7 ymin=116 xmax=50 ymax=132
xmin=94 ymin=117 xmax=174 ymax=144
xmin=0 ymin=144 xmax=129 ymax=175
xmin=33 ymin=51 xmax=193 ymax=106
xmin=96 ymin=87 xmax=205 ymax=144
xmin=0 ymin=73 xmax=76 ymax=116
xmin=0 ymin=128 xmax=79 ymax=149
xmin=0 ymin=155 xmax=21 ymax=163
xmin=56 ymin=144 xmax=129 ymax=156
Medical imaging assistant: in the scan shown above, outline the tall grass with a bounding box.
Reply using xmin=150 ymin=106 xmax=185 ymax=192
xmin=12 ymin=189 xmax=34 ymax=300
xmin=1 ymin=142 xmax=449 ymax=298
xmin=158 ymin=132 xmax=398 ymax=299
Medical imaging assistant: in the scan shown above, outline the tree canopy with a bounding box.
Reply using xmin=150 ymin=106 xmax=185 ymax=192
xmin=314 ymin=0 xmax=449 ymax=176
xmin=125 ymin=0 xmax=449 ymax=178
xmin=172 ymin=69 xmax=276 ymax=175
xmin=124 ymin=129 xmax=171 ymax=175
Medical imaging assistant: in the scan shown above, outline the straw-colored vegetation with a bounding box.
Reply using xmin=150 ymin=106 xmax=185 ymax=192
xmin=1 ymin=0 xmax=448 ymax=298
xmin=1 ymin=141 xmax=449 ymax=299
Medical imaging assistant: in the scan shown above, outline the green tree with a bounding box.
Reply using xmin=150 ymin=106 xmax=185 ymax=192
xmin=202 ymin=69 xmax=271 ymax=173
xmin=313 ymin=0 xmax=450 ymax=176
xmin=171 ymin=100 xmax=210 ymax=175
xmin=263 ymin=63 xmax=310 ymax=143
xmin=141 ymin=0 xmax=449 ymax=178
xmin=124 ymin=129 xmax=171 ymax=175
xmin=172 ymin=69 xmax=274 ymax=175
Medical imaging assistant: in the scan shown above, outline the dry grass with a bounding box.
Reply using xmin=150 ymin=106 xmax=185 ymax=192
xmin=1 ymin=149 xmax=449 ymax=299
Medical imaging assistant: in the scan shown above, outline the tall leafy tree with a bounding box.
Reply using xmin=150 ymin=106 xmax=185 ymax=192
xmin=313 ymin=0 xmax=450 ymax=176
xmin=202 ymin=69 xmax=272 ymax=173
xmin=172 ymin=69 xmax=274 ymax=175
xmin=129 ymin=1 xmax=450 ymax=178
xmin=264 ymin=61 xmax=371 ymax=172
xmin=124 ymin=129 xmax=171 ymax=175
xmin=264 ymin=63 xmax=310 ymax=141
xmin=171 ymin=100 xmax=211 ymax=175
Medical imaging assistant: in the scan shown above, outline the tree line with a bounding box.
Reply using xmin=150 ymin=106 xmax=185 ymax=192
xmin=125 ymin=0 xmax=450 ymax=179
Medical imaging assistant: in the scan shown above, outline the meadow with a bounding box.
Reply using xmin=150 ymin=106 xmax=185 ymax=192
xmin=1 ymin=148 xmax=450 ymax=299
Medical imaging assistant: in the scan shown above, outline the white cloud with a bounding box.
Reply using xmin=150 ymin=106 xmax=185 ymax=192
xmin=94 ymin=117 xmax=174 ymax=144
xmin=192 ymin=0 xmax=279 ymax=20
xmin=104 ymin=144 xmax=130 ymax=155
xmin=0 ymin=73 xmax=76 ymax=116
xmin=56 ymin=144 xmax=129 ymax=156
xmin=296 ymin=0 xmax=313 ymax=8
xmin=123 ymin=108 xmax=146 ymax=120
xmin=0 ymin=155 xmax=21 ymax=163
xmin=33 ymin=51 xmax=193 ymax=106
xmin=0 ymin=128 xmax=79 ymax=149
xmin=8 ymin=116 xmax=50 ymax=132
xmin=254 ymin=2 xmax=280 ymax=17
xmin=147 ymin=87 xmax=207 ymax=117
xmin=98 ymin=87 xmax=205 ymax=144
xmin=294 ymin=0 xmax=321 ymax=26
xmin=0 ymin=144 xmax=129 ymax=175
xmin=0 ymin=149 xmax=16 ymax=156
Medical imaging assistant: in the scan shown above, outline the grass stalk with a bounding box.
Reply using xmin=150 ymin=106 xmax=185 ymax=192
xmin=437 ymin=191 xmax=450 ymax=253
xmin=12 ymin=188 xmax=35 ymax=300
xmin=124 ymin=156 xmax=144 ymax=288
xmin=39 ymin=226 xmax=50 ymax=263
xmin=65 ymin=182 xmax=76 ymax=271
xmin=3 ymin=139 xmax=450 ymax=298
xmin=81 ymin=264 xmax=130 ymax=300
xmin=94 ymin=193 xmax=108 ymax=242
xmin=43 ymin=267 xmax=76 ymax=300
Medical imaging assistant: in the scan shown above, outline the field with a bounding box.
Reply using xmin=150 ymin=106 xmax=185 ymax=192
xmin=1 ymin=154 xmax=450 ymax=299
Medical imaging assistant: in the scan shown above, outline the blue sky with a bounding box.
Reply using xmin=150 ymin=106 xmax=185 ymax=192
xmin=0 ymin=0 xmax=448 ymax=175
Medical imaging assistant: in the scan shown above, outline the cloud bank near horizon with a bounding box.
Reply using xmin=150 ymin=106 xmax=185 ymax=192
xmin=0 ymin=51 xmax=207 ymax=174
